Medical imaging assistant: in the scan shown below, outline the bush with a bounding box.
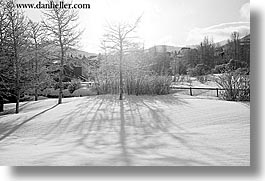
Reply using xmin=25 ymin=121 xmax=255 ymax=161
xmin=72 ymin=88 xmax=97 ymax=97
xmin=188 ymin=64 xmax=211 ymax=76
xmin=225 ymin=59 xmax=248 ymax=72
xmin=41 ymin=88 xmax=54 ymax=97
xmin=46 ymin=88 xmax=72 ymax=98
xmin=197 ymin=75 xmax=208 ymax=83
xmin=97 ymin=75 xmax=172 ymax=96
xmin=20 ymin=95 xmax=34 ymax=102
xmin=47 ymin=89 xmax=59 ymax=97
xmin=215 ymin=71 xmax=250 ymax=101
xmin=212 ymin=64 xmax=227 ymax=74
xmin=129 ymin=75 xmax=171 ymax=95
xmin=53 ymin=82 xmax=72 ymax=90
xmin=68 ymin=79 xmax=81 ymax=93
xmin=213 ymin=59 xmax=249 ymax=74
xmin=62 ymin=89 xmax=72 ymax=97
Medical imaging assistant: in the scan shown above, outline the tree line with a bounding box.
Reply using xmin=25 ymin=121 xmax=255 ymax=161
xmin=172 ymin=33 xmax=249 ymax=77
xmin=0 ymin=0 xmax=81 ymax=113
xmin=95 ymin=29 xmax=250 ymax=100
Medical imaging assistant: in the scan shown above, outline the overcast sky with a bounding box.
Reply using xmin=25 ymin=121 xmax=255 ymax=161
xmin=18 ymin=0 xmax=250 ymax=53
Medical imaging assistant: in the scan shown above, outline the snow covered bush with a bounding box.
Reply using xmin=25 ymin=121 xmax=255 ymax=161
xmin=72 ymin=88 xmax=97 ymax=97
xmin=196 ymin=75 xmax=208 ymax=84
xmin=62 ymin=89 xmax=72 ymax=97
xmin=212 ymin=59 xmax=249 ymax=74
xmin=97 ymin=75 xmax=171 ymax=96
xmin=41 ymin=88 xmax=54 ymax=97
xmin=215 ymin=70 xmax=250 ymax=101
xmin=212 ymin=64 xmax=227 ymax=74
xmin=68 ymin=79 xmax=81 ymax=93
xmin=188 ymin=64 xmax=211 ymax=76
xmin=96 ymin=78 xmax=120 ymax=95
xmin=46 ymin=89 xmax=72 ymax=98
xmin=125 ymin=75 xmax=171 ymax=95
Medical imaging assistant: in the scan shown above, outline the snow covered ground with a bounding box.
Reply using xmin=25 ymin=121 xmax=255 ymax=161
xmin=0 ymin=94 xmax=250 ymax=166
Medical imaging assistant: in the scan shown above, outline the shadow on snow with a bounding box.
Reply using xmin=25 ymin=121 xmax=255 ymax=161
xmin=0 ymin=95 xmax=240 ymax=165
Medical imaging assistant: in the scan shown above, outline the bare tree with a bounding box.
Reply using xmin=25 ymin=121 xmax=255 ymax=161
xmin=231 ymin=31 xmax=240 ymax=60
xmin=28 ymin=20 xmax=45 ymax=101
xmin=0 ymin=0 xmax=10 ymax=112
xmin=103 ymin=16 xmax=141 ymax=100
xmin=5 ymin=0 xmax=29 ymax=113
xmin=42 ymin=0 xmax=82 ymax=104
xmin=198 ymin=36 xmax=215 ymax=68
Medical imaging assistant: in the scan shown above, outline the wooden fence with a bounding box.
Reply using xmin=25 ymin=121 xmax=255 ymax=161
xmin=170 ymin=86 xmax=249 ymax=97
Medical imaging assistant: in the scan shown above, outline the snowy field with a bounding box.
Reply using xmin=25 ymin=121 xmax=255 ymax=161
xmin=0 ymin=94 xmax=250 ymax=166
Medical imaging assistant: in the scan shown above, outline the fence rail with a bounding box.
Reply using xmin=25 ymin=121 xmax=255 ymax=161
xmin=170 ymin=86 xmax=249 ymax=97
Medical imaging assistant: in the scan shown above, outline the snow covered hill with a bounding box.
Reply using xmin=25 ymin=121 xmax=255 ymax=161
xmin=0 ymin=94 xmax=250 ymax=166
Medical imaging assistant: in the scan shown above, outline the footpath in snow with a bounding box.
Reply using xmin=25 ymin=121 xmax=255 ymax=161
xmin=0 ymin=94 xmax=250 ymax=166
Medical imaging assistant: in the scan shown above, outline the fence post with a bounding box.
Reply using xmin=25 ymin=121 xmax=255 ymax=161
xmin=216 ymin=88 xmax=219 ymax=97
xmin=190 ymin=87 xmax=192 ymax=96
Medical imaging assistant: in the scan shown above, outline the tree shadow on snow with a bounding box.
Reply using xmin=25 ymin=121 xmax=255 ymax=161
xmin=0 ymin=104 xmax=58 ymax=142
xmin=39 ymin=94 xmax=221 ymax=166
xmin=0 ymin=101 xmax=31 ymax=117
xmin=8 ymin=94 xmax=243 ymax=166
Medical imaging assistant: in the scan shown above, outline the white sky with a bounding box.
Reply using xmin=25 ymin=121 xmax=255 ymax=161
xmin=18 ymin=0 xmax=250 ymax=53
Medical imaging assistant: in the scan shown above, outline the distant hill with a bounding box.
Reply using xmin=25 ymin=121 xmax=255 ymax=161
xmin=214 ymin=39 xmax=229 ymax=47
xmin=185 ymin=40 xmax=228 ymax=49
xmin=66 ymin=48 xmax=97 ymax=59
xmin=45 ymin=44 xmax=97 ymax=59
xmin=186 ymin=44 xmax=198 ymax=49
xmin=187 ymin=34 xmax=250 ymax=48
xmin=147 ymin=45 xmax=182 ymax=53
xmin=138 ymin=34 xmax=250 ymax=54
